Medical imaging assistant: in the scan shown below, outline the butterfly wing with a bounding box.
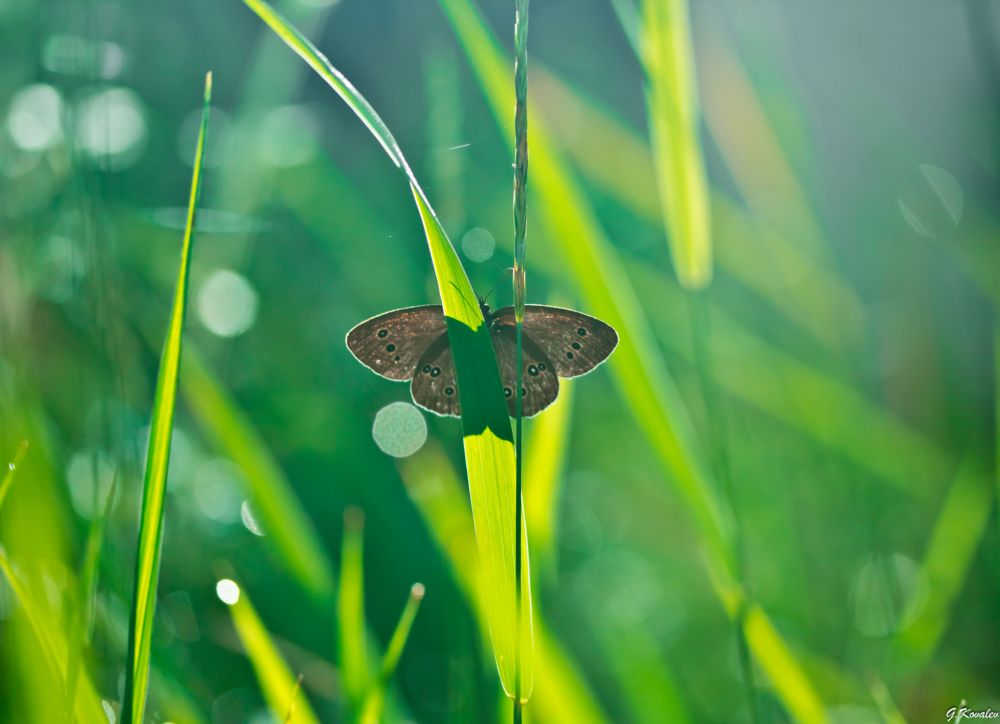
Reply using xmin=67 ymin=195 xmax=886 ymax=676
xmin=493 ymin=305 xmax=618 ymax=378
xmin=491 ymin=325 xmax=560 ymax=417
xmin=410 ymin=333 xmax=462 ymax=417
xmin=346 ymin=305 xmax=445 ymax=381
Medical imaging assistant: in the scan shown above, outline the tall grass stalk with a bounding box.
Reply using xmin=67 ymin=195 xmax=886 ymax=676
xmin=511 ymin=0 xmax=530 ymax=718
xmin=121 ymin=71 xmax=212 ymax=724
xmin=0 ymin=441 xmax=28 ymax=510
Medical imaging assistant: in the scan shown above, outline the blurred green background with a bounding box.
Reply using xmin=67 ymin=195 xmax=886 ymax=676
xmin=1 ymin=0 xmax=998 ymax=721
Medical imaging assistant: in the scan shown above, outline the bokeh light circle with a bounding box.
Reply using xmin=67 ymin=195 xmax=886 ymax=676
xmin=196 ymin=269 xmax=259 ymax=338
xmin=372 ymin=402 xmax=427 ymax=458
xmin=6 ymin=84 xmax=63 ymax=151
xmin=460 ymin=227 xmax=496 ymax=263
xmin=215 ymin=579 xmax=240 ymax=605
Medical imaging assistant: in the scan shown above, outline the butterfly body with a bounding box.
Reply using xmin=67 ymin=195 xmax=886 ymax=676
xmin=346 ymin=302 xmax=617 ymax=418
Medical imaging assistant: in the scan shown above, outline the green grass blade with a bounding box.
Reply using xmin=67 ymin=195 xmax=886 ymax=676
xmin=240 ymin=0 xmax=532 ymax=698
xmin=524 ymin=381 xmax=573 ymax=579
xmin=122 ymin=71 xmax=212 ymax=724
xmin=360 ymin=582 xmax=426 ymax=724
xmin=639 ymin=0 xmax=713 ymax=289
xmin=0 ymin=440 xmax=28 ymax=510
xmin=182 ymin=348 xmax=335 ymax=601
xmin=219 ymin=579 xmax=320 ymax=724
xmin=338 ymin=507 xmax=368 ymax=714
xmin=0 ymin=548 xmax=106 ymax=722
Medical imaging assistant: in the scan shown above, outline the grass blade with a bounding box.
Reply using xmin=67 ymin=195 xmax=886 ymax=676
xmin=338 ymin=507 xmax=368 ymax=714
xmin=241 ymin=0 xmax=532 ymax=698
xmin=360 ymin=582 xmax=426 ymax=724
xmin=218 ymin=579 xmax=320 ymax=724
xmin=121 ymin=71 xmax=212 ymax=724
xmin=639 ymin=0 xmax=713 ymax=288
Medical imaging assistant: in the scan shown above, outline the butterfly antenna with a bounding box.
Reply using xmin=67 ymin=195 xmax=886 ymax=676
xmin=482 ymin=268 xmax=514 ymax=304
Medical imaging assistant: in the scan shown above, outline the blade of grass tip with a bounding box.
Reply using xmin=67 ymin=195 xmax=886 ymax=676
xmin=0 ymin=440 xmax=29 ymax=510
xmin=182 ymin=348 xmax=335 ymax=601
xmin=121 ymin=71 xmax=211 ymax=724
xmin=241 ymin=0 xmax=531 ymax=699
xmin=66 ymin=474 xmax=118 ymax=715
xmin=283 ymin=674 xmax=305 ymax=724
xmin=338 ymin=507 xmax=368 ymax=716
xmin=217 ymin=578 xmax=321 ymax=724
xmin=639 ymin=0 xmax=713 ymax=289
xmin=359 ymin=582 xmax=426 ymax=724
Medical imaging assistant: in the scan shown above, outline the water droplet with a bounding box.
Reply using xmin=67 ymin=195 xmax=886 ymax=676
xmin=371 ymin=402 xmax=427 ymax=458
xmin=215 ymin=579 xmax=240 ymax=605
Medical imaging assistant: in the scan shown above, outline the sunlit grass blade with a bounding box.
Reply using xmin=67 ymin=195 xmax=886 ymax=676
xmin=241 ymin=0 xmax=532 ymax=698
xmin=182 ymin=349 xmax=335 ymax=601
xmin=122 ymin=71 xmax=212 ymax=724
xmin=360 ymin=582 xmax=426 ymax=724
xmin=639 ymin=0 xmax=712 ymax=289
xmin=888 ymin=451 xmax=993 ymax=677
xmin=398 ymin=443 xmax=609 ymax=724
xmin=67 ymin=475 xmax=117 ymax=714
xmin=338 ymin=507 xmax=368 ymax=715
xmin=0 ymin=440 xmax=28 ymax=510
xmin=439 ymin=1 xmax=828 ymax=719
xmin=0 ymin=548 xmax=106 ymax=721
xmin=524 ymin=381 xmax=573 ymax=579
xmin=218 ymin=579 xmax=320 ymax=724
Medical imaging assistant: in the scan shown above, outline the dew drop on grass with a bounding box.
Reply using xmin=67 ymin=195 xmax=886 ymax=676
xmin=460 ymin=227 xmax=496 ymax=263
xmin=372 ymin=401 xmax=427 ymax=458
xmin=215 ymin=579 xmax=240 ymax=605
xmin=197 ymin=269 xmax=259 ymax=338
xmin=240 ymin=500 xmax=265 ymax=536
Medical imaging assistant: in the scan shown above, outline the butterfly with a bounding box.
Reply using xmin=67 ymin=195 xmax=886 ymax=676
xmin=346 ymin=301 xmax=618 ymax=417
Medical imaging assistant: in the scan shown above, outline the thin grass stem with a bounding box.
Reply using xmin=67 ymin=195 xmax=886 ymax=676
xmin=512 ymin=0 xmax=530 ymax=720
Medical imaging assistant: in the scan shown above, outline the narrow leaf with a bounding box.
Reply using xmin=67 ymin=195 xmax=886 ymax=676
xmin=122 ymin=71 xmax=212 ymax=724
xmin=240 ymin=0 xmax=532 ymax=697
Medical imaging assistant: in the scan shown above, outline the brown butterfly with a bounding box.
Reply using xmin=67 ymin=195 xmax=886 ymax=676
xmin=345 ymin=301 xmax=618 ymax=417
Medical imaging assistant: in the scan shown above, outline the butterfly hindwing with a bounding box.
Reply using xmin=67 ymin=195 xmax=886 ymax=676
xmin=410 ymin=333 xmax=461 ymax=417
xmin=345 ymin=305 xmax=445 ymax=381
xmin=491 ymin=326 xmax=560 ymax=417
xmin=493 ymin=305 xmax=618 ymax=378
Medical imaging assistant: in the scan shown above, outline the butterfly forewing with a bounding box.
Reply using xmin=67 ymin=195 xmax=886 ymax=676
xmin=492 ymin=326 xmax=559 ymax=417
xmin=409 ymin=333 xmax=461 ymax=416
xmin=493 ymin=305 xmax=619 ymax=378
xmin=345 ymin=305 xmax=445 ymax=381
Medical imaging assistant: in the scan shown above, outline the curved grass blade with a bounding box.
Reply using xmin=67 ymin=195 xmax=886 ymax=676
xmin=219 ymin=579 xmax=320 ymax=724
xmin=360 ymin=582 xmax=426 ymax=724
xmin=639 ymin=0 xmax=713 ymax=289
xmin=121 ymin=71 xmax=212 ymax=724
xmin=240 ymin=0 xmax=532 ymax=698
